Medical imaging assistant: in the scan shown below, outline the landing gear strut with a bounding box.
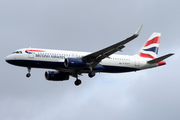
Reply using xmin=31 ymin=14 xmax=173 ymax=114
xmin=74 ymin=73 xmax=82 ymax=86
xmin=26 ymin=67 xmax=31 ymax=78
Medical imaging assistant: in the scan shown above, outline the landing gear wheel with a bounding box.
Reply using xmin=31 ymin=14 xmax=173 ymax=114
xmin=74 ymin=79 xmax=82 ymax=86
xmin=26 ymin=73 xmax=31 ymax=78
xmin=88 ymin=71 xmax=95 ymax=78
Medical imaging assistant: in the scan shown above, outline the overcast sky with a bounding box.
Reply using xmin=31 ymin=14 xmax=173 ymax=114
xmin=1 ymin=0 xmax=180 ymax=120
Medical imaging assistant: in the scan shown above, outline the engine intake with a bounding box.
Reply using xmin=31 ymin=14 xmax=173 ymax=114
xmin=64 ymin=58 xmax=89 ymax=68
xmin=45 ymin=71 xmax=69 ymax=81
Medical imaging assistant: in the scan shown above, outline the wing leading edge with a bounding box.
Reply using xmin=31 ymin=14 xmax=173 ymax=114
xmin=82 ymin=25 xmax=143 ymax=68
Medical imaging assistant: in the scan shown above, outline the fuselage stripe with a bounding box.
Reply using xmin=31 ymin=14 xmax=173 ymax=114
xmin=26 ymin=50 xmax=45 ymax=52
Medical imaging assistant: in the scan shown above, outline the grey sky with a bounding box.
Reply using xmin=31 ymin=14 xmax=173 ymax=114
xmin=1 ymin=0 xmax=180 ymax=120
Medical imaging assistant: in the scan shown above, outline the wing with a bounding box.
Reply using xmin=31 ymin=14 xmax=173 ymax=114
xmin=82 ymin=25 xmax=143 ymax=68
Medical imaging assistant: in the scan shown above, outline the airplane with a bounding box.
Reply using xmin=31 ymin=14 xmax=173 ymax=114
xmin=5 ymin=25 xmax=174 ymax=86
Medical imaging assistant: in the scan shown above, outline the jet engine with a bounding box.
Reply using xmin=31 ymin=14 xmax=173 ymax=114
xmin=64 ymin=58 xmax=89 ymax=68
xmin=45 ymin=71 xmax=69 ymax=81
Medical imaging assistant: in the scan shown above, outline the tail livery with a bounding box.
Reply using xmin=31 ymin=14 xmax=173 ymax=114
xmin=138 ymin=33 xmax=161 ymax=59
xmin=137 ymin=32 xmax=174 ymax=66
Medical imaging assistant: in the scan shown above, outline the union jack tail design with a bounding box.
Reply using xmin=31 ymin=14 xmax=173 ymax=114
xmin=137 ymin=32 xmax=161 ymax=59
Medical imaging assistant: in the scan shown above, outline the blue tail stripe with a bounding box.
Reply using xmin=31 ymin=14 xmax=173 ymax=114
xmin=143 ymin=47 xmax=159 ymax=54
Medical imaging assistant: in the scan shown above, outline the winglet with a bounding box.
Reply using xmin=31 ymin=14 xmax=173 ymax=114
xmin=135 ymin=25 xmax=143 ymax=36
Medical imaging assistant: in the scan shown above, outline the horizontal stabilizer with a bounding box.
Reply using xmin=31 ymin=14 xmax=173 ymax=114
xmin=147 ymin=53 xmax=174 ymax=64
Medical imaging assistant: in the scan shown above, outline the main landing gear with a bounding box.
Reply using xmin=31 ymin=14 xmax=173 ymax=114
xmin=74 ymin=79 xmax=82 ymax=86
xmin=74 ymin=71 xmax=96 ymax=86
xmin=88 ymin=71 xmax=96 ymax=78
xmin=73 ymin=73 xmax=82 ymax=86
xmin=26 ymin=67 xmax=31 ymax=78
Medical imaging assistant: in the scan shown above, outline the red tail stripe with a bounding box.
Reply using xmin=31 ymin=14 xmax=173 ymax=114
xmin=138 ymin=52 xmax=155 ymax=59
xmin=144 ymin=36 xmax=160 ymax=47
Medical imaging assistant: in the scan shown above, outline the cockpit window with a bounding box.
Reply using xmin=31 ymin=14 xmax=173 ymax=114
xmin=12 ymin=51 xmax=22 ymax=54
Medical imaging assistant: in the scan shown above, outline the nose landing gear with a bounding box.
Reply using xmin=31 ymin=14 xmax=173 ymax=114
xmin=26 ymin=67 xmax=31 ymax=78
xmin=26 ymin=73 xmax=31 ymax=77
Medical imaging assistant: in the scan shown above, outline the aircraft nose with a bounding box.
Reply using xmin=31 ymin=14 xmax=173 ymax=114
xmin=5 ymin=54 xmax=21 ymax=66
xmin=5 ymin=55 xmax=12 ymax=64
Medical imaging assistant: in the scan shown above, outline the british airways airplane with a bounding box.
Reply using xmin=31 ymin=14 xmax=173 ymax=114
xmin=5 ymin=26 xmax=174 ymax=86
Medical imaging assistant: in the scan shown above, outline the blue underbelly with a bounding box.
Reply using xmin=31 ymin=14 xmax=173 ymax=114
xmin=7 ymin=60 xmax=139 ymax=73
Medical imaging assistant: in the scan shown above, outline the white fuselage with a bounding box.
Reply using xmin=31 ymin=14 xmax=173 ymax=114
xmin=5 ymin=48 xmax=158 ymax=73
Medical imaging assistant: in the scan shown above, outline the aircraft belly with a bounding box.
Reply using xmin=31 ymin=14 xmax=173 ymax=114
xmin=8 ymin=59 xmax=140 ymax=73
xmin=102 ymin=65 xmax=140 ymax=73
xmin=7 ymin=60 xmax=64 ymax=69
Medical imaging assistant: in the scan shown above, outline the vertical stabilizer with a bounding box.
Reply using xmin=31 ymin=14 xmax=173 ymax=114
xmin=137 ymin=32 xmax=161 ymax=59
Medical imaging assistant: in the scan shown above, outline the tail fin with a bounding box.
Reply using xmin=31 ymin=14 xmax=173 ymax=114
xmin=137 ymin=32 xmax=161 ymax=59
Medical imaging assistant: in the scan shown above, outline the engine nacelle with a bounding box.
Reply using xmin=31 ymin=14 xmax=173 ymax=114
xmin=64 ymin=58 xmax=89 ymax=68
xmin=45 ymin=71 xmax=69 ymax=81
